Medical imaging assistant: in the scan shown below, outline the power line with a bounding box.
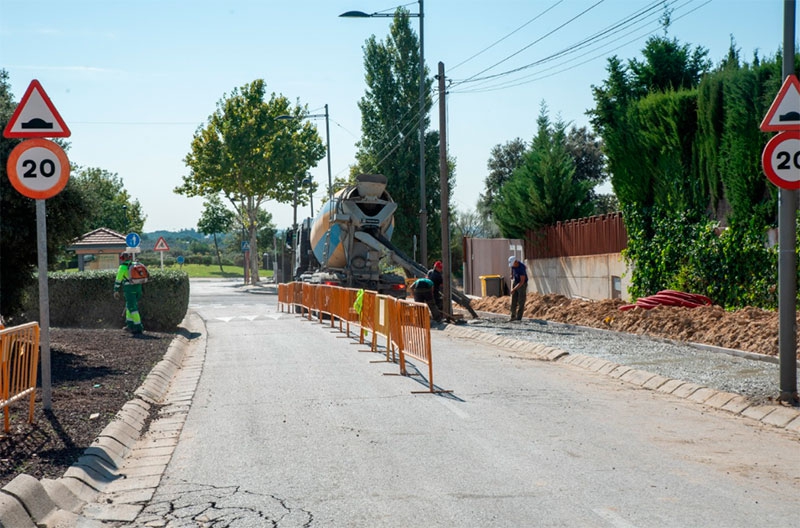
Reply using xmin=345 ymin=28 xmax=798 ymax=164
xmin=449 ymin=0 xmax=565 ymax=72
xmin=451 ymin=0 xmax=669 ymax=89
xmin=454 ymin=0 xmax=607 ymax=86
xmin=449 ymin=0 xmax=708 ymax=95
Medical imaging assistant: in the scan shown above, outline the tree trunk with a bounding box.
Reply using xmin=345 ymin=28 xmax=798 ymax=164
xmin=249 ymin=226 xmax=259 ymax=284
xmin=213 ymin=234 xmax=223 ymax=273
xmin=247 ymin=197 xmax=260 ymax=285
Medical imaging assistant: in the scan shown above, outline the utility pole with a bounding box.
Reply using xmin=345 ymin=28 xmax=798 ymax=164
xmin=437 ymin=62 xmax=451 ymax=318
xmin=778 ymin=0 xmax=798 ymax=404
xmin=418 ymin=0 xmax=428 ymax=268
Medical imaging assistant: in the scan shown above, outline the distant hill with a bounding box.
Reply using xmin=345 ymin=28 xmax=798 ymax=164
xmin=139 ymin=229 xmax=211 ymax=252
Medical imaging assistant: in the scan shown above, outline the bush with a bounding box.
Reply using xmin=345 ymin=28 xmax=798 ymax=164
xmin=622 ymin=204 xmax=780 ymax=310
xmin=19 ymin=269 xmax=190 ymax=332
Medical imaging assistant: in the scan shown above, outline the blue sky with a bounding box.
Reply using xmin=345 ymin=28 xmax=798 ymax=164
xmin=0 ymin=0 xmax=789 ymax=233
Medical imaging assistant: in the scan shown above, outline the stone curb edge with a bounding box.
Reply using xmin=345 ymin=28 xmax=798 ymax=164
xmin=442 ymin=324 xmax=800 ymax=435
xmin=0 ymin=311 xmax=206 ymax=528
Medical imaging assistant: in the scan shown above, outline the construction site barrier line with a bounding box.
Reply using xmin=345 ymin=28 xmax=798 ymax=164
xmin=282 ymin=282 xmax=446 ymax=393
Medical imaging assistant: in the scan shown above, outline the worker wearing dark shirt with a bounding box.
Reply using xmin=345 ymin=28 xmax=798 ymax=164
xmin=427 ymin=260 xmax=444 ymax=314
xmin=508 ymin=255 xmax=528 ymax=322
xmin=410 ymin=277 xmax=443 ymax=323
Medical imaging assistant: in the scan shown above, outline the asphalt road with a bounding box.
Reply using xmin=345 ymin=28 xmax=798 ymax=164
xmin=132 ymin=279 xmax=800 ymax=527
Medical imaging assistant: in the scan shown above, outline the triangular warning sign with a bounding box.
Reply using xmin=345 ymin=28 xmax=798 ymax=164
xmin=761 ymin=75 xmax=800 ymax=132
xmin=3 ymin=79 xmax=71 ymax=138
xmin=154 ymin=237 xmax=170 ymax=251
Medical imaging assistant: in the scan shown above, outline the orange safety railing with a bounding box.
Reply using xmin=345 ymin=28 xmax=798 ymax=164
xmin=290 ymin=282 xmax=304 ymax=312
xmin=301 ymin=283 xmax=316 ymax=319
xmin=283 ymin=282 xmax=447 ymax=393
xmin=1 ymin=322 xmax=40 ymax=432
xmin=393 ymin=300 xmax=448 ymax=393
xmin=356 ymin=290 xmax=378 ymax=349
xmin=315 ymin=285 xmax=336 ymax=327
xmin=372 ymin=295 xmax=396 ymax=362
xmin=277 ymin=283 xmax=289 ymax=312
xmin=337 ymin=287 xmax=361 ymax=337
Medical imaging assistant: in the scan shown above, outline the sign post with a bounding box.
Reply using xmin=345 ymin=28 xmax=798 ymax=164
xmin=760 ymin=3 xmax=798 ymax=405
xmin=3 ymin=79 xmax=71 ymax=411
xmin=154 ymin=236 xmax=170 ymax=269
xmin=241 ymin=241 xmax=251 ymax=284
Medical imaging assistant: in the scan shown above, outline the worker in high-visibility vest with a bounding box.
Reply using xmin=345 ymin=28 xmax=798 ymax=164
xmin=113 ymin=253 xmax=145 ymax=335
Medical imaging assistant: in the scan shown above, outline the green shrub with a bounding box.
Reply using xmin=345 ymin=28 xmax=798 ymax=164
xmin=622 ymin=204 xmax=780 ymax=310
xmin=20 ymin=269 xmax=189 ymax=332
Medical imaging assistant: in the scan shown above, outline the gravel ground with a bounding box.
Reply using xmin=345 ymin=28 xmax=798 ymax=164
xmin=460 ymin=312 xmax=797 ymax=406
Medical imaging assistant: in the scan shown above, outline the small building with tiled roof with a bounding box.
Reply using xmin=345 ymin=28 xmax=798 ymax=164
xmin=67 ymin=228 xmax=127 ymax=271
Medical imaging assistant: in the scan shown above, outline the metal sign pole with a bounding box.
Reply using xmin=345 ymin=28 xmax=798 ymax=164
xmin=778 ymin=0 xmax=798 ymax=404
xmin=36 ymin=199 xmax=52 ymax=410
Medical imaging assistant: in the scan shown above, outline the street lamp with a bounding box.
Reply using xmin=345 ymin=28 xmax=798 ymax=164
xmin=340 ymin=1 xmax=428 ymax=266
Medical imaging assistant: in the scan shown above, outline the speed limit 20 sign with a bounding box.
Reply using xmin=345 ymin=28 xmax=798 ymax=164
xmin=6 ymin=138 xmax=70 ymax=199
xmin=762 ymin=131 xmax=800 ymax=190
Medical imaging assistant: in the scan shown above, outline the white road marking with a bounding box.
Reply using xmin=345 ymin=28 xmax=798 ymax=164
xmin=210 ymin=314 xmax=285 ymax=322
xmin=593 ymin=508 xmax=639 ymax=528
xmin=438 ymin=398 xmax=469 ymax=419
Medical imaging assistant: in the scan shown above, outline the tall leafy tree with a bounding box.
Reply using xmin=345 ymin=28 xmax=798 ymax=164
xmin=696 ymin=47 xmax=778 ymax=225
xmin=477 ymin=138 xmax=526 ymax=232
xmin=228 ymin=205 xmax=277 ymax=260
xmin=628 ymin=36 xmax=710 ymax=94
xmin=177 ymin=79 xmax=325 ymax=284
xmin=590 ymin=35 xmax=710 ymax=214
xmin=352 ymin=7 xmax=445 ymax=260
xmin=565 ymin=126 xmax=607 ymax=210
xmin=71 ymin=167 xmax=146 ymax=234
xmin=0 ymin=69 xmax=90 ymax=318
xmin=493 ymin=106 xmax=594 ymax=239
xmin=197 ymin=194 xmax=235 ymax=272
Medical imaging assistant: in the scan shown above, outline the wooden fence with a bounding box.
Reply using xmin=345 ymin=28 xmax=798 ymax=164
xmin=525 ymin=212 xmax=627 ymax=259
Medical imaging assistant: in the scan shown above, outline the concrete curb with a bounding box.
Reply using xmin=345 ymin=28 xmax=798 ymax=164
xmin=0 ymin=311 xmax=206 ymax=528
xmin=443 ymin=324 xmax=800 ymax=435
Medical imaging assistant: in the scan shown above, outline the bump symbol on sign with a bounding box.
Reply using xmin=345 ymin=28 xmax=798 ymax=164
xmin=3 ymin=80 xmax=71 ymax=138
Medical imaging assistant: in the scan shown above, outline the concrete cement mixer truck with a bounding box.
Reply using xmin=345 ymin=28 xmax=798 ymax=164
xmin=288 ymin=173 xmax=477 ymax=316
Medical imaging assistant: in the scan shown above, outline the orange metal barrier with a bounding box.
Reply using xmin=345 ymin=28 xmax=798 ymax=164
xmin=372 ymin=295 xmax=396 ymax=361
xmin=357 ymin=290 xmax=376 ymax=345
xmin=315 ymin=285 xmax=336 ymax=327
xmin=0 ymin=322 xmax=40 ymax=432
xmin=394 ymin=300 xmax=447 ymax=393
xmin=278 ymin=284 xmax=288 ymax=312
xmin=335 ymin=287 xmax=361 ymax=336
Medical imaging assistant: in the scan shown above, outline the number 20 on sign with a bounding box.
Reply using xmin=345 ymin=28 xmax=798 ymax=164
xmin=762 ymin=131 xmax=800 ymax=190
xmin=6 ymin=138 xmax=70 ymax=199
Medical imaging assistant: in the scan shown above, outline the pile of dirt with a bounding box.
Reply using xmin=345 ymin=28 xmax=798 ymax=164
xmin=0 ymin=328 xmax=174 ymax=488
xmin=469 ymin=293 xmax=794 ymax=359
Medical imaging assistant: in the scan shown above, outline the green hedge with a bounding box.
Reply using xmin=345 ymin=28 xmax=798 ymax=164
xmin=21 ymin=269 xmax=190 ymax=332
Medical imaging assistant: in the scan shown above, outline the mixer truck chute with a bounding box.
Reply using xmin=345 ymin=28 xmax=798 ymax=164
xmin=290 ymin=174 xmax=477 ymax=317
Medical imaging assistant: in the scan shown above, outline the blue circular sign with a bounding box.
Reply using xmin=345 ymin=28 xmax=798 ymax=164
xmin=125 ymin=232 xmax=141 ymax=248
xmin=176 ymin=255 xmax=185 ymax=264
